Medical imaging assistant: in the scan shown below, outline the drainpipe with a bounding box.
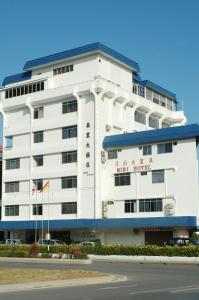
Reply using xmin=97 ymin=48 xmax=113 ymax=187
xmin=90 ymin=86 xmax=102 ymax=220
xmin=25 ymin=100 xmax=33 ymax=219
xmin=73 ymin=89 xmax=81 ymax=220
xmin=0 ymin=106 xmax=7 ymax=222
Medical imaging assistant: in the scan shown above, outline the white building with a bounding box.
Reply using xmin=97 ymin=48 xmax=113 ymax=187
xmin=0 ymin=42 xmax=198 ymax=245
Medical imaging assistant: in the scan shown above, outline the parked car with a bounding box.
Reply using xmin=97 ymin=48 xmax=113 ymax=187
xmin=165 ymin=237 xmax=199 ymax=246
xmin=38 ymin=239 xmax=64 ymax=245
xmin=4 ymin=239 xmax=24 ymax=245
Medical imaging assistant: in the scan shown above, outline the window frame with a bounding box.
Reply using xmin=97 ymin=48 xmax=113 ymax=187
xmin=61 ymin=202 xmax=77 ymax=214
xmin=6 ymin=158 xmax=20 ymax=170
xmin=33 ymin=131 xmax=43 ymax=143
xmin=62 ymin=151 xmax=77 ymax=164
xmin=33 ymin=106 xmax=44 ymax=119
xmin=61 ymin=176 xmax=77 ymax=189
xmin=143 ymin=145 xmax=152 ymax=156
xmin=5 ymin=181 xmax=19 ymax=193
xmin=62 ymin=126 xmax=77 ymax=139
xmin=62 ymin=99 xmax=77 ymax=114
xmin=108 ymin=149 xmax=118 ymax=159
xmin=139 ymin=198 xmax=163 ymax=212
xmin=124 ymin=200 xmax=136 ymax=213
xmin=33 ymin=155 xmax=43 ymax=167
xmin=32 ymin=204 xmax=43 ymax=215
xmin=134 ymin=110 xmax=146 ymax=125
xmin=5 ymin=205 xmax=19 ymax=216
xmin=152 ymin=170 xmax=165 ymax=184
xmin=114 ymin=173 xmax=131 ymax=186
xmin=157 ymin=142 xmax=173 ymax=154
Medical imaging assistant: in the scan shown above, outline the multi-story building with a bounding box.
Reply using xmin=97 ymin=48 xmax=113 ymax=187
xmin=0 ymin=43 xmax=198 ymax=244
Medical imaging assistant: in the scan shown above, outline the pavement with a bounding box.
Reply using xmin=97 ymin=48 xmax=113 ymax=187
xmin=0 ymin=274 xmax=127 ymax=293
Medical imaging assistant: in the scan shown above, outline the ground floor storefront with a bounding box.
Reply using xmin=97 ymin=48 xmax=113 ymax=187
xmin=0 ymin=215 xmax=196 ymax=245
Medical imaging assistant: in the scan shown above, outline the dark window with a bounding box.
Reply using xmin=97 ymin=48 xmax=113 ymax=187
xmin=33 ymin=204 xmax=43 ymax=215
xmin=157 ymin=143 xmax=173 ymax=154
xmin=108 ymin=149 xmax=117 ymax=159
xmin=114 ymin=173 xmax=130 ymax=186
xmin=139 ymin=199 xmax=163 ymax=212
xmin=53 ymin=65 xmax=74 ymax=76
xmin=62 ymin=151 xmax=77 ymax=163
xmin=149 ymin=117 xmax=159 ymax=129
xmin=125 ymin=200 xmax=136 ymax=213
xmin=62 ymin=99 xmax=77 ymax=114
xmin=134 ymin=111 xmax=146 ymax=124
xmin=152 ymin=170 xmax=165 ymax=183
xmin=33 ymin=179 xmax=43 ymax=191
xmin=5 ymin=182 xmax=19 ymax=193
xmin=62 ymin=126 xmax=77 ymax=139
xmin=34 ymin=107 xmax=44 ymax=119
xmin=62 ymin=176 xmax=77 ymax=189
xmin=61 ymin=202 xmax=77 ymax=214
xmin=5 ymin=81 xmax=45 ymax=99
xmin=33 ymin=131 xmax=43 ymax=143
xmin=6 ymin=158 xmax=20 ymax=170
xmin=143 ymin=145 xmax=152 ymax=156
xmin=5 ymin=205 xmax=19 ymax=216
xmin=33 ymin=155 xmax=43 ymax=167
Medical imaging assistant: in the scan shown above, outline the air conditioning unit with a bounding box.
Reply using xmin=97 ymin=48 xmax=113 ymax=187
xmin=102 ymin=201 xmax=108 ymax=218
xmin=101 ymin=151 xmax=106 ymax=164
xmin=164 ymin=202 xmax=175 ymax=216
xmin=105 ymin=124 xmax=111 ymax=132
xmin=107 ymin=200 xmax=114 ymax=205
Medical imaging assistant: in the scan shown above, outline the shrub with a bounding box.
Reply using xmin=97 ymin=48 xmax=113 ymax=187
xmin=69 ymin=246 xmax=81 ymax=259
xmin=40 ymin=253 xmax=51 ymax=258
xmin=29 ymin=244 xmax=40 ymax=257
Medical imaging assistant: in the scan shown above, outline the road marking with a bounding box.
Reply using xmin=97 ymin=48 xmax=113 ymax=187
xmin=170 ymin=286 xmax=199 ymax=293
xmin=99 ymin=284 xmax=138 ymax=290
xmin=129 ymin=284 xmax=199 ymax=295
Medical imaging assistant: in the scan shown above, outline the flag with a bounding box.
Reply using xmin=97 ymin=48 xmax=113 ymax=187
xmin=39 ymin=181 xmax=49 ymax=193
xmin=32 ymin=185 xmax=36 ymax=195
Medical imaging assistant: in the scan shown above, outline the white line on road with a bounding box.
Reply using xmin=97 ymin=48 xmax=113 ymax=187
xmin=170 ymin=286 xmax=199 ymax=293
xmin=98 ymin=284 xmax=138 ymax=290
xmin=129 ymin=284 xmax=199 ymax=295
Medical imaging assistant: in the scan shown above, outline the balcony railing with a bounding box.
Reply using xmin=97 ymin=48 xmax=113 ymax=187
xmin=132 ymin=83 xmax=176 ymax=111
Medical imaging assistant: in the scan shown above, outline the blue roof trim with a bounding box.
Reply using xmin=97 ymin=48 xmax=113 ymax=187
xmin=141 ymin=80 xmax=177 ymax=101
xmin=23 ymin=42 xmax=140 ymax=72
xmin=103 ymin=124 xmax=199 ymax=149
xmin=0 ymin=216 xmax=196 ymax=230
xmin=133 ymin=72 xmax=141 ymax=82
xmin=2 ymin=71 xmax=32 ymax=87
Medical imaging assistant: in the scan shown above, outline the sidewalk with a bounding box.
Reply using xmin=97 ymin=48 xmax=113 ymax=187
xmin=0 ymin=275 xmax=127 ymax=293
xmin=88 ymin=254 xmax=199 ymax=264
xmin=0 ymin=257 xmax=92 ymax=264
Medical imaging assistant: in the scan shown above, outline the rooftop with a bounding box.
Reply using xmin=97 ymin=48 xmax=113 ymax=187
xmin=103 ymin=124 xmax=199 ymax=149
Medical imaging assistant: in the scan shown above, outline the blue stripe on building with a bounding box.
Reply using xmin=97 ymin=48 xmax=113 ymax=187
xmin=0 ymin=216 xmax=196 ymax=230
xmin=140 ymin=80 xmax=177 ymax=101
xmin=103 ymin=124 xmax=199 ymax=149
xmin=2 ymin=71 xmax=32 ymax=86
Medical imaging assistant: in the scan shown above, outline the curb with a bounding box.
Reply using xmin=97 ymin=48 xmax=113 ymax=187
xmin=0 ymin=257 xmax=92 ymax=265
xmin=88 ymin=255 xmax=199 ymax=265
xmin=0 ymin=274 xmax=127 ymax=293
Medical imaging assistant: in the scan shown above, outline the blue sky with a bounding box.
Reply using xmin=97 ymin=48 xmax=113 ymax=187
xmin=0 ymin=0 xmax=198 ymax=142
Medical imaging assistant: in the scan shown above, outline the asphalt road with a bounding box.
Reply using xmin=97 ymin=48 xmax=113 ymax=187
xmin=0 ymin=261 xmax=199 ymax=299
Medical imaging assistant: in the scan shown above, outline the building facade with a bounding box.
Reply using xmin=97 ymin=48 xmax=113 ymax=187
xmin=0 ymin=43 xmax=198 ymax=244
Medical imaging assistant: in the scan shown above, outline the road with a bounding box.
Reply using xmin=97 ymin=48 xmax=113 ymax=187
xmin=0 ymin=261 xmax=199 ymax=299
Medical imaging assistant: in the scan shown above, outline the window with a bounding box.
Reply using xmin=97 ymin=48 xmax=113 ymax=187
xmin=162 ymin=122 xmax=171 ymax=128
xmin=62 ymin=99 xmax=77 ymax=114
xmin=5 ymin=136 xmax=13 ymax=148
xmin=108 ymin=149 xmax=117 ymax=159
xmin=62 ymin=176 xmax=77 ymax=189
xmin=134 ymin=110 xmax=146 ymax=125
xmin=139 ymin=199 xmax=163 ymax=212
xmin=152 ymin=170 xmax=165 ymax=183
xmin=33 ymin=155 xmax=43 ymax=167
xmin=62 ymin=151 xmax=77 ymax=164
xmin=114 ymin=173 xmax=130 ymax=186
xmin=34 ymin=107 xmax=44 ymax=119
xmin=5 ymin=81 xmax=45 ymax=99
xmin=146 ymin=89 xmax=152 ymax=101
xmin=5 ymin=182 xmax=19 ymax=193
xmin=6 ymin=158 xmax=20 ymax=170
xmin=33 ymin=179 xmax=43 ymax=191
xmin=62 ymin=126 xmax=77 ymax=139
xmin=143 ymin=145 xmax=152 ymax=156
xmin=125 ymin=200 xmax=136 ymax=213
xmin=157 ymin=142 xmax=173 ymax=154
xmin=53 ymin=65 xmax=73 ymax=76
xmin=149 ymin=117 xmax=159 ymax=129
xmin=32 ymin=204 xmax=43 ymax=215
xmin=33 ymin=131 xmax=43 ymax=143
xmin=153 ymin=92 xmax=160 ymax=104
xmin=5 ymin=205 xmax=19 ymax=216
xmin=61 ymin=202 xmax=77 ymax=214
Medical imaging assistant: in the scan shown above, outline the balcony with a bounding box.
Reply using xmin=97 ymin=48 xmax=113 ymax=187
xmin=132 ymin=83 xmax=177 ymax=112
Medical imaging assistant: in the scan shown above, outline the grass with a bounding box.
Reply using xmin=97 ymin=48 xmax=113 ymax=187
xmin=0 ymin=268 xmax=104 ymax=285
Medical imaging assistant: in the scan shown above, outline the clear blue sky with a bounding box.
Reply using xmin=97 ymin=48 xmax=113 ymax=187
xmin=0 ymin=0 xmax=198 ymax=141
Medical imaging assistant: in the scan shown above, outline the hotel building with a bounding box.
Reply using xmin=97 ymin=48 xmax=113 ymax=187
xmin=0 ymin=43 xmax=198 ymax=244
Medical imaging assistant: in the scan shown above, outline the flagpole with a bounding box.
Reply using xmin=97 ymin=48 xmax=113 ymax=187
xmin=42 ymin=190 xmax=44 ymax=241
xmin=35 ymin=188 xmax=37 ymax=244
